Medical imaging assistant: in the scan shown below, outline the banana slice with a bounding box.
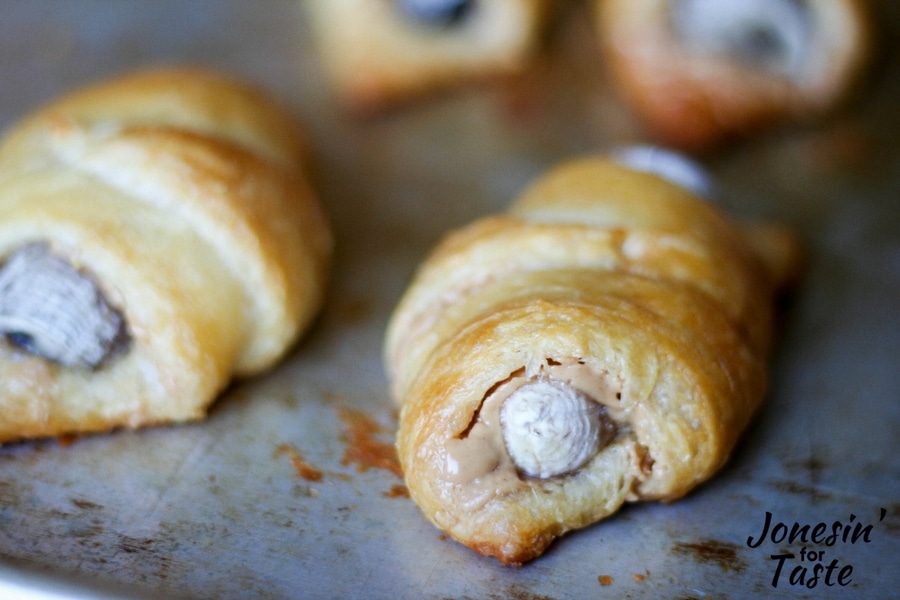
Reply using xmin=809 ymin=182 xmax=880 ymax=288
xmin=0 ymin=244 xmax=127 ymax=369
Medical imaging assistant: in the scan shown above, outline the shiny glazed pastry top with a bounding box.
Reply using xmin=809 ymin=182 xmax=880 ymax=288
xmin=384 ymin=150 xmax=800 ymax=564
xmin=0 ymin=68 xmax=332 ymax=444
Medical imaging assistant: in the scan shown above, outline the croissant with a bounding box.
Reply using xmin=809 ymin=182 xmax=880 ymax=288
xmin=304 ymin=0 xmax=549 ymax=112
xmin=384 ymin=150 xmax=800 ymax=564
xmin=596 ymin=0 xmax=874 ymax=150
xmin=0 ymin=68 xmax=333 ymax=444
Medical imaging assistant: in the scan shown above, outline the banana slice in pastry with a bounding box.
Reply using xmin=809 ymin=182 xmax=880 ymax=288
xmin=384 ymin=151 xmax=799 ymax=564
xmin=0 ymin=68 xmax=332 ymax=444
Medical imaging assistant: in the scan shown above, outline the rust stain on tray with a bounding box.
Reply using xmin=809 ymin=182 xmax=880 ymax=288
xmin=672 ymin=539 xmax=747 ymax=572
xmin=275 ymin=443 xmax=323 ymax=482
xmin=383 ymin=484 xmax=409 ymax=498
xmin=768 ymin=479 xmax=835 ymax=503
xmin=483 ymin=583 xmax=559 ymax=600
xmin=71 ymin=498 xmax=104 ymax=510
xmin=337 ymin=406 xmax=402 ymax=478
xmin=57 ymin=434 xmax=79 ymax=447
xmin=883 ymin=503 xmax=900 ymax=535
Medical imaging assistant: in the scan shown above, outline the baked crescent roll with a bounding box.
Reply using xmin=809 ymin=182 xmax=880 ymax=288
xmin=0 ymin=68 xmax=332 ymax=444
xmin=384 ymin=150 xmax=800 ymax=564
xmin=596 ymin=0 xmax=874 ymax=150
xmin=304 ymin=0 xmax=548 ymax=112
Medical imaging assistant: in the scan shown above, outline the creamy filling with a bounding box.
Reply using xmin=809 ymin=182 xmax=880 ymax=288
xmin=501 ymin=379 xmax=616 ymax=478
xmin=670 ymin=0 xmax=812 ymax=78
xmin=443 ymin=359 xmax=627 ymax=492
xmin=609 ymin=145 xmax=715 ymax=200
xmin=0 ymin=243 xmax=129 ymax=369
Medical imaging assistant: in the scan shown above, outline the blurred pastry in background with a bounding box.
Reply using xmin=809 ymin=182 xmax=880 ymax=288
xmin=596 ymin=0 xmax=875 ymax=151
xmin=305 ymin=0 xmax=549 ymax=112
xmin=0 ymin=68 xmax=333 ymax=445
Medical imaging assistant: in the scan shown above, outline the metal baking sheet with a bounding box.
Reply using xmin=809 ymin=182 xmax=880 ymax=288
xmin=1 ymin=2 xmax=898 ymax=598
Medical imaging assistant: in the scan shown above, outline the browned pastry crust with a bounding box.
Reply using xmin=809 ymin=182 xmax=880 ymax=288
xmin=0 ymin=68 xmax=332 ymax=444
xmin=384 ymin=156 xmax=799 ymax=564
xmin=596 ymin=0 xmax=874 ymax=151
xmin=304 ymin=0 xmax=549 ymax=112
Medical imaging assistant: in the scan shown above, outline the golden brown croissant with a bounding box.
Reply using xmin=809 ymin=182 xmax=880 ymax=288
xmin=384 ymin=150 xmax=800 ymax=564
xmin=596 ymin=0 xmax=874 ymax=150
xmin=0 ymin=68 xmax=332 ymax=444
xmin=304 ymin=0 xmax=549 ymax=112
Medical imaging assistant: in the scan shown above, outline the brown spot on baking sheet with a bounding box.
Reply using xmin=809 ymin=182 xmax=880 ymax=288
xmin=57 ymin=434 xmax=79 ymax=447
xmin=71 ymin=519 xmax=105 ymax=541
xmin=781 ymin=450 xmax=828 ymax=488
xmin=598 ymin=574 xmax=613 ymax=586
xmin=882 ymin=503 xmax=900 ymax=535
xmin=274 ymin=443 xmax=323 ymax=482
xmin=71 ymin=498 xmax=104 ymax=510
xmin=293 ymin=484 xmax=320 ymax=498
xmin=672 ymin=539 xmax=747 ymax=572
xmin=791 ymin=119 xmax=879 ymax=178
xmin=279 ymin=393 xmax=299 ymax=411
xmin=383 ymin=484 xmax=409 ymax=498
xmin=116 ymin=528 xmax=188 ymax=584
xmin=779 ymin=446 xmax=828 ymax=475
xmin=321 ymin=390 xmax=345 ymax=404
xmin=338 ymin=406 xmax=402 ymax=478
xmin=768 ymin=479 xmax=834 ymax=503
xmin=331 ymin=296 xmax=373 ymax=325
xmin=786 ymin=456 xmax=827 ymax=475
xmin=0 ymin=481 xmax=21 ymax=505
xmin=118 ymin=536 xmax=156 ymax=554
xmin=493 ymin=584 xmax=558 ymax=600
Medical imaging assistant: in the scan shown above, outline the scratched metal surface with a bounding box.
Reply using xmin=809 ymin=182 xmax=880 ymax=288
xmin=0 ymin=2 xmax=898 ymax=599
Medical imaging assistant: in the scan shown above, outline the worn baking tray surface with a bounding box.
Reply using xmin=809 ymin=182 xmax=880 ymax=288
xmin=0 ymin=2 xmax=898 ymax=599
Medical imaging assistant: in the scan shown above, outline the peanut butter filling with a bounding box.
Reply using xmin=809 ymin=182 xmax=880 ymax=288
xmin=443 ymin=359 xmax=632 ymax=494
